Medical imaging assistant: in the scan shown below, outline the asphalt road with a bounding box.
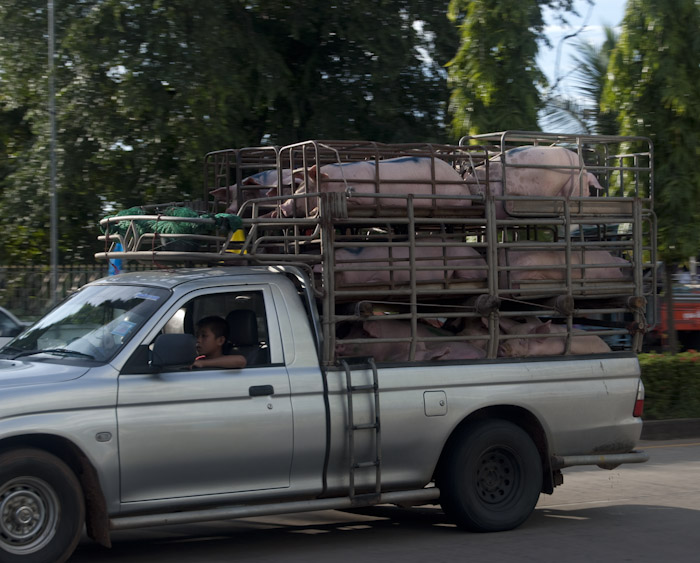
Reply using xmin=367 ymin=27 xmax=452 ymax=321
xmin=70 ymin=439 xmax=700 ymax=563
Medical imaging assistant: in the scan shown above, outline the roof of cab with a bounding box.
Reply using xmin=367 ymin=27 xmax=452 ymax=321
xmin=91 ymin=266 xmax=287 ymax=290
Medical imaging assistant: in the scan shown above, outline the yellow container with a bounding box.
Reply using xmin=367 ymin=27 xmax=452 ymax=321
xmin=226 ymin=229 xmax=247 ymax=254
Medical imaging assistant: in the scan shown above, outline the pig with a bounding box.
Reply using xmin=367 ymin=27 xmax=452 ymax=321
xmin=497 ymin=317 xmax=611 ymax=357
xmin=278 ymin=156 xmax=471 ymax=217
xmin=209 ymin=169 xmax=299 ymax=214
xmin=335 ymin=319 xmax=485 ymax=362
xmin=332 ymin=245 xmax=487 ymax=286
xmin=499 ymin=249 xmax=630 ymax=290
xmin=465 ymin=146 xmax=604 ymax=219
xmin=456 ymin=316 xmax=491 ymax=352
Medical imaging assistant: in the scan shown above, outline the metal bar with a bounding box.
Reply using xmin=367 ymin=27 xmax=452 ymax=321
xmin=633 ymin=196 xmax=644 ymax=351
xmin=368 ymin=357 xmax=382 ymax=495
xmin=48 ymin=0 xmax=58 ymax=306
xmin=408 ymin=197 xmax=417 ymax=361
xmin=551 ymin=451 xmax=649 ymax=469
xmin=341 ymin=360 xmax=357 ymax=498
xmin=109 ymin=487 xmax=440 ymax=531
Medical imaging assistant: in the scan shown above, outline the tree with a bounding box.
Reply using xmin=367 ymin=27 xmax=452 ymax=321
xmin=541 ymin=25 xmax=619 ymax=134
xmin=602 ymin=0 xmax=700 ymax=352
xmin=234 ymin=0 xmax=459 ymax=143
xmin=0 ymin=0 xmax=459 ymax=265
xmin=446 ymin=0 xmax=577 ymax=138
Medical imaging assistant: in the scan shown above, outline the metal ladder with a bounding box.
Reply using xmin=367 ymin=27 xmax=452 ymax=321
xmin=340 ymin=358 xmax=382 ymax=501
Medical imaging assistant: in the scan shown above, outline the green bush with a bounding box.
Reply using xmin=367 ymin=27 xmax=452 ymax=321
xmin=639 ymin=351 xmax=700 ymax=420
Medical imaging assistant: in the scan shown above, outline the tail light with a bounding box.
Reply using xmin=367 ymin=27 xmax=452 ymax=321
xmin=633 ymin=380 xmax=645 ymax=417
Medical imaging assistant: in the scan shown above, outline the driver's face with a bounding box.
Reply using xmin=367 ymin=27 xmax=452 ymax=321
xmin=195 ymin=326 xmax=223 ymax=358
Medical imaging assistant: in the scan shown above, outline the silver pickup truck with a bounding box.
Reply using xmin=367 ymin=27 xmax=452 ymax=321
xmin=0 ymin=132 xmax=653 ymax=562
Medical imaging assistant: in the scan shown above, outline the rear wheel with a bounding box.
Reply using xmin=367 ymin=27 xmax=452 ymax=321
xmin=438 ymin=420 xmax=542 ymax=532
xmin=0 ymin=449 xmax=85 ymax=563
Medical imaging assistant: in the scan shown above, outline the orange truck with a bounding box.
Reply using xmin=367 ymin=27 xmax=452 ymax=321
xmin=653 ymin=289 xmax=700 ymax=350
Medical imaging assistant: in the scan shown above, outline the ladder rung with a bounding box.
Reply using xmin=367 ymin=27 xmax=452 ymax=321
xmin=353 ymin=422 xmax=379 ymax=430
xmin=350 ymin=384 xmax=376 ymax=392
xmin=350 ymin=492 xmax=381 ymax=504
xmin=353 ymin=460 xmax=379 ymax=469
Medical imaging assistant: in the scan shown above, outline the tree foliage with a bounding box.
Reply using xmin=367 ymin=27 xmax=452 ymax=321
xmin=541 ymin=25 xmax=619 ymax=135
xmin=446 ymin=0 xmax=577 ymax=138
xmin=602 ymin=0 xmax=700 ymax=264
xmin=0 ymin=0 xmax=458 ymax=264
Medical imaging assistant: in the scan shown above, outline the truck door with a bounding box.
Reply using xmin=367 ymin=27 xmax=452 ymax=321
xmin=116 ymin=286 xmax=294 ymax=503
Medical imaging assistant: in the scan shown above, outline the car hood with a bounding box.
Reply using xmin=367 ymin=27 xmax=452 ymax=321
xmin=0 ymin=359 xmax=90 ymax=387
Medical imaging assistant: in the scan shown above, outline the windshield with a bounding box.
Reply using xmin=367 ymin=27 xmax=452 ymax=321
xmin=0 ymin=284 xmax=170 ymax=362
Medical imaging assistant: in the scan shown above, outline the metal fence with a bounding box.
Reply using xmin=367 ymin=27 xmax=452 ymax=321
xmin=0 ymin=264 xmax=133 ymax=320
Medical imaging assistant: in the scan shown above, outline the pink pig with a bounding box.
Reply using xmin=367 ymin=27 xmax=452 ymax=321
xmin=210 ymin=169 xmax=299 ymax=214
xmin=499 ymin=249 xmax=629 ymax=289
xmin=497 ymin=317 xmax=611 ymax=357
xmin=279 ymin=156 xmax=471 ymax=217
xmin=335 ymin=319 xmax=484 ymax=362
xmin=333 ymin=245 xmax=487 ymax=286
xmin=456 ymin=317 xmax=491 ymax=352
xmin=465 ymin=146 xmax=604 ymax=219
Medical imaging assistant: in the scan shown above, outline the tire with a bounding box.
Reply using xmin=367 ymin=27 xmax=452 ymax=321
xmin=0 ymin=449 xmax=85 ymax=563
xmin=437 ymin=420 xmax=542 ymax=532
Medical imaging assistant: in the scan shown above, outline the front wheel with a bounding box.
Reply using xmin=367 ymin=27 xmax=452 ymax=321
xmin=0 ymin=449 xmax=85 ymax=563
xmin=437 ymin=420 xmax=542 ymax=532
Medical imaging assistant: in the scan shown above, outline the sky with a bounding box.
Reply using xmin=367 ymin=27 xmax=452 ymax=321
xmin=538 ymin=0 xmax=627 ymax=96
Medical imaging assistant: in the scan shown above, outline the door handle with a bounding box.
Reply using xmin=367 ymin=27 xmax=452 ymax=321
xmin=249 ymin=385 xmax=274 ymax=397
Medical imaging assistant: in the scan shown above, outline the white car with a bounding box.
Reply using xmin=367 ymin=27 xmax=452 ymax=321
xmin=0 ymin=306 xmax=29 ymax=346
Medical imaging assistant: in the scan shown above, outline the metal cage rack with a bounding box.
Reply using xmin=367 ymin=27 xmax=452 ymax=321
xmin=97 ymin=131 xmax=656 ymax=364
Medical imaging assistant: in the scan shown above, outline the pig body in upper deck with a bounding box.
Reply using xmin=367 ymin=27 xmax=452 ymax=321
xmin=210 ymin=169 xmax=298 ymax=214
xmin=465 ymin=146 xmax=604 ymax=219
xmin=279 ymin=156 xmax=471 ymax=217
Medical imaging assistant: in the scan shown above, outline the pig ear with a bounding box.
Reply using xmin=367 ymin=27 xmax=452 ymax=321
xmin=306 ymin=166 xmax=331 ymax=184
xmin=209 ymin=186 xmax=229 ymax=199
xmin=531 ymin=321 xmax=552 ymax=335
xmin=498 ymin=317 xmax=518 ymax=333
xmin=587 ymin=172 xmax=604 ymax=192
xmin=242 ymin=177 xmax=262 ymax=186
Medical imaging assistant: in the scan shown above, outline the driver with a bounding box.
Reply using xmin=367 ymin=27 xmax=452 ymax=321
xmin=191 ymin=316 xmax=246 ymax=369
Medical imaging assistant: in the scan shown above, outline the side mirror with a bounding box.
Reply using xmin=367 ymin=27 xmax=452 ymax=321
xmin=7 ymin=326 xmax=23 ymax=337
xmin=150 ymin=333 xmax=197 ymax=369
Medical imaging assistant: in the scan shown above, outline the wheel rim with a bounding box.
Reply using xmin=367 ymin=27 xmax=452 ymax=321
xmin=0 ymin=477 xmax=59 ymax=554
xmin=475 ymin=446 xmax=520 ymax=506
